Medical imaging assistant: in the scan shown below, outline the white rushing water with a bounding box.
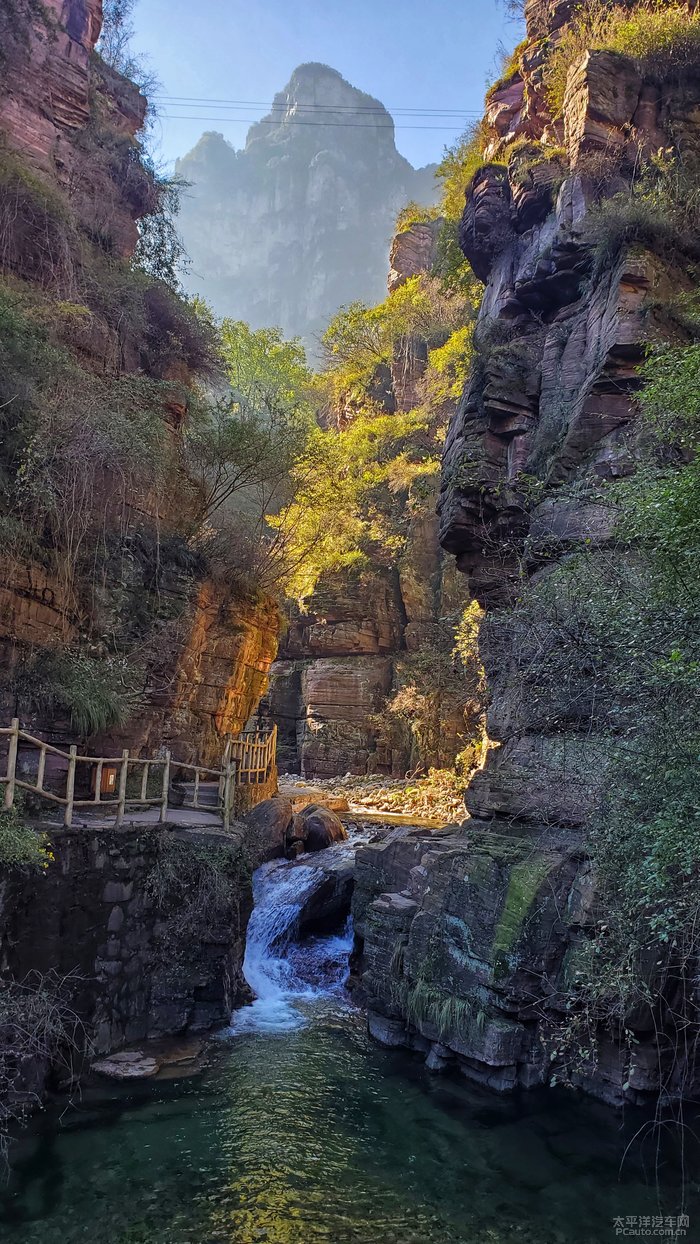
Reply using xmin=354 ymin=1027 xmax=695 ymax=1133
xmin=229 ymin=854 xmax=353 ymax=1035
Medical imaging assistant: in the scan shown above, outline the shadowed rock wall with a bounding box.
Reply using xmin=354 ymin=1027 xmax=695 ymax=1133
xmin=354 ymin=0 xmax=700 ymax=1103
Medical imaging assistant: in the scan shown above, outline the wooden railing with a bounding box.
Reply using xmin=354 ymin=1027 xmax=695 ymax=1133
xmin=228 ymin=727 xmax=277 ymax=785
xmin=0 ymin=720 xmax=277 ymax=830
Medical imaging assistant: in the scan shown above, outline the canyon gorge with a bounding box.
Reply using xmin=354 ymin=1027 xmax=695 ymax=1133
xmin=1 ymin=0 xmax=700 ymax=1238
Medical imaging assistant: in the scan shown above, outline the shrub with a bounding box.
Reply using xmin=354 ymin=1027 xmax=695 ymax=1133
xmin=502 ymin=338 xmax=700 ymax=1086
xmin=81 ymin=258 xmax=217 ymax=376
xmin=321 ymin=276 xmax=468 ymax=405
xmin=425 ymin=324 xmax=474 ymax=404
xmin=584 ymin=155 xmax=700 ymax=272
xmin=547 ymin=1 xmax=700 ymax=117
xmin=372 ymin=601 xmax=485 ymax=773
xmin=485 ymin=38 xmax=528 ymax=100
xmin=184 ymin=320 xmax=314 ymax=531
xmin=394 ymin=201 xmax=440 ymax=233
xmin=277 ymin=407 xmax=440 ymax=600
xmin=9 ymin=649 xmax=141 ymax=738
xmin=0 ymin=145 xmax=79 ymax=292
xmin=0 ymin=970 xmax=85 ymax=1168
xmin=0 ymin=800 xmax=50 ymax=869
xmin=145 ymin=834 xmax=249 ymax=944
xmin=134 ymin=172 xmax=191 ymax=290
xmin=15 ymin=367 xmax=170 ymax=602
xmin=436 ymin=121 xmax=491 ymax=222
xmin=434 ymin=122 xmax=494 ymax=292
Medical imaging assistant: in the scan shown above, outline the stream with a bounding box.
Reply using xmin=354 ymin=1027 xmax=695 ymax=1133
xmin=1 ymin=844 xmax=698 ymax=1244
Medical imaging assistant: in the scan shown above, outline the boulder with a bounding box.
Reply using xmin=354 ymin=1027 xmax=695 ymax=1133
xmin=290 ymin=803 xmax=348 ymax=853
xmin=296 ymin=852 xmax=355 ymax=932
xmin=243 ymin=796 xmax=294 ymax=866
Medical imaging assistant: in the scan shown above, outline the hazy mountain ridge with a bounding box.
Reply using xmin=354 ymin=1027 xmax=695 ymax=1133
xmin=175 ymin=63 xmax=438 ymax=350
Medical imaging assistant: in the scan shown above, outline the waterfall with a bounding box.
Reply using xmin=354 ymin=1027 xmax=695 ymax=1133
xmin=229 ymin=853 xmax=353 ymax=1035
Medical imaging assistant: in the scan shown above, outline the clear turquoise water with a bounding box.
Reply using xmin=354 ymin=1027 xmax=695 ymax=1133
xmin=1 ymin=855 xmax=697 ymax=1244
xmin=2 ymin=999 xmax=697 ymax=1244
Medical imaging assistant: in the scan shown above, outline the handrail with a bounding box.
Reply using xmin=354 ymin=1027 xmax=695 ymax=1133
xmin=0 ymin=719 xmax=277 ymax=831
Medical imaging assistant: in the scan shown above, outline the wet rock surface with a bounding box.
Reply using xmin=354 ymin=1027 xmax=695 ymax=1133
xmin=353 ymin=824 xmax=675 ymax=1104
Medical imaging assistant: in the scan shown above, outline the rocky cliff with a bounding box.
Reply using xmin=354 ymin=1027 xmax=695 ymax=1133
xmin=354 ymin=0 xmax=700 ymax=1103
xmin=0 ymin=0 xmax=279 ymax=765
xmin=175 ymin=64 xmax=437 ymax=352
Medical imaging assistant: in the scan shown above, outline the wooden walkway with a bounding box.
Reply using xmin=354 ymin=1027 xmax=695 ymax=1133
xmin=0 ymin=720 xmax=277 ymax=830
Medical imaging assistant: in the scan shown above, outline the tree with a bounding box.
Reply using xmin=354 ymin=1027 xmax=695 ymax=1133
xmin=98 ymin=0 xmax=138 ymax=74
xmin=185 ymin=321 xmax=315 ymax=529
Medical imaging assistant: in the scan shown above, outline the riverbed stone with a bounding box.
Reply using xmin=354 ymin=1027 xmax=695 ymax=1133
xmin=92 ymin=1051 xmax=160 ymax=1079
xmin=243 ymin=795 xmax=294 ymax=865
xmin=290 ymin=804 xmax=348 ymax=853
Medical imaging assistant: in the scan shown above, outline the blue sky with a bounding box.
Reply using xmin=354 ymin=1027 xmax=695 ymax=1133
xmin=131 ymin=0 xmax=524 ymax=171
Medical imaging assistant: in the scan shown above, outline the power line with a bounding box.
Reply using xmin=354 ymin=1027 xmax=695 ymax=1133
xmin=155 ymin=94 xmax=481 ymax=119
xmin=160 ymin=114 xmax=470 ymax=131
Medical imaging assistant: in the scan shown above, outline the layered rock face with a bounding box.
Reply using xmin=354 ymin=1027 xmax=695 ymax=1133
xmin=439 ymin=43 xmax=699 ymax=830
xmin=355 ymin=2 xmax=700 ymax=1102
xmin=0 ymin=0 xmax=148 ymax=256
xmin=0 ymin=1 xmax=279 ymax=764
xmin=2 ymin=824 xmax=253 ymax=1054
xmin=175 ymin=64 xmax=437 ymax=352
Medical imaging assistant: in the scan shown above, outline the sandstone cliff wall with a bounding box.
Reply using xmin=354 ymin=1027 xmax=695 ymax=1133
xmin=0 ymin=0 xmax=279 ymax=763
xmin=354 ymin=0 xmax=700 ymax=1102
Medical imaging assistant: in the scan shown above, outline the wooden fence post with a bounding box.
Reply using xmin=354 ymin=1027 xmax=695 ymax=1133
xmin=64 ymin=745 xmax=77 ymax=828
xmin=36 ymin=744 xmax=46 ymax=795
xmin=219 ymin=737 xmax=231 ymax=809
xmin=3 ymin=718 xmax=19 ymax=811
xmin=115 ymin=749 xmax=129 ymax=828
xmin=94 ymin=758 xmax=103 ymax=805
xmin=159 ymin=750 xmax=171 ymax=824
xmin=140 ymin=761 xmax=150 ymax=803
xmin=223 ymin=759 xmax=234 ymax=831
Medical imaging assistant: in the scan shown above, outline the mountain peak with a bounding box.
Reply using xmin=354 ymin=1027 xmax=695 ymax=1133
xmin=176 ymin=65 xmax=437 ymax=348
xmin=244 ymin=62 xmax=393 ymax=149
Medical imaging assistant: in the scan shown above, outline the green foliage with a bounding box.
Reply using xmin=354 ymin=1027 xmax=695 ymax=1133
xmin=97 ymin=0 xmax=139 ymax=74
xmin=0 ymin=799 xmax=50 ymax=869
xmin=436 ymin=122 xmax=490 ymax=223
xmin=433 ymin=123 xmax=494 ymax=293
xmin=547 ymin=1 xmax=700 ymax=117
xmin=372 ymin=601 xmax=485 ymax=773
xmin=586 ymin=160 xmax=700 ymax=274
xmin=133 ymin=172 xmax=190 ymax=291
xmin=323 ymin=276 xmax=469 ymax=413
xmin=485 ymin=38 xmax=527 ymax=100
xmin=145 ymin=834 xmax=249 ymax=943
xmin=0 ymin=144 xmax=78 ymax=291
xmin=184 ymin=320 xmax=316 ymax=595
xmin=322 ymin=276 xmax=467 ymax=403
xmin=10 ymin=649 xmax=140 ymax=738
xmin=394 ymin=202 xmax=440 ymax=233
xmin=402 ymin=977 xmax=486 ymax=1041
xmin=504 ymin=337 xmax=700 ymax=1077
xmin=277 ymin=407 xmax=439 ymax=599
xmin=425 ymin=324 xmax=474 ymax=404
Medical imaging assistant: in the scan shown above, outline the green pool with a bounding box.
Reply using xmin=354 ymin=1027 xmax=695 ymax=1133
xmin=1 ymin=857 xmax=696 ymax=1244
